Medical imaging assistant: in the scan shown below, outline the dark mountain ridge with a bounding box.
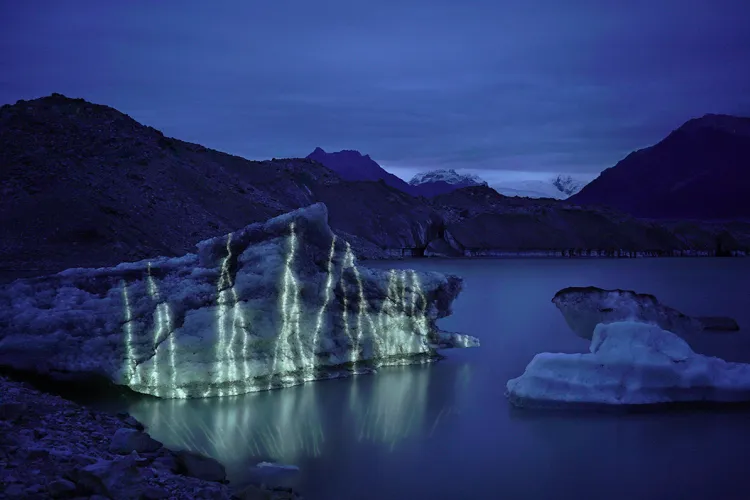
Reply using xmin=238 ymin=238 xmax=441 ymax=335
xmin=569 ymin=113 xmax=750 ymax=220
xmin=306 ymin=147 xmax=419 ymax=195
xmin=1 ymin=95 xmax=748 ymax=280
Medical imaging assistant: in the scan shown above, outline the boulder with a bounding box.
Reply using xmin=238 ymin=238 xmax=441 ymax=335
xmin=0 ymin=203 xmax=478 ymax=399
xmin=506 ymin=321 xmax=750 ymax=408
xmin=552 ymin=286 xmax=739 ymax=340
xmin=173 ymin=450 xmax=226 ymax=482
xmin=66 ymin=453 xmax=145 ymax=500
xmin=108 ymin=428 xmax=162 ymax=454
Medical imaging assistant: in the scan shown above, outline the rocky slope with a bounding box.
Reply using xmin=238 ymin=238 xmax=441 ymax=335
xmin=569 ymin=114 xmax=750 ymax=219
xmin=0 ymin=95 xmax=440 ymax=277
xmin=306 ymin=147 xmax=418 ymax=195
xmin=426 ymin=186 xmax=750 ymax=256
xmin=0 ymin=204 xmax=478 ymax=399
xmin=0 ymin=376 xmax=233 ymax=499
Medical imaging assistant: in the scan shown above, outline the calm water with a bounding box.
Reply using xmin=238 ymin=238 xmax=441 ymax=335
xmin=121 ymin=258 xmax=750 ymax=499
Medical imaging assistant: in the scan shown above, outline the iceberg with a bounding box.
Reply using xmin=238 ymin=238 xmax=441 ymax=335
xmin=0 ymin=203 xmax=478 ymax=398
xmin=552 ymin=286 xmax=739 ymax=340
xmin=506 ymin=321 xmax=750 ymax=408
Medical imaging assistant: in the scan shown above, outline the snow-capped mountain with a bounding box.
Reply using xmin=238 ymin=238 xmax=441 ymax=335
xmin=409 ymin=169 xmax=488 ymax=187
xmin=492 ymin=175 xmax=587 ymax=200
xmin=408 ymin=169 xmax=488 ymax=197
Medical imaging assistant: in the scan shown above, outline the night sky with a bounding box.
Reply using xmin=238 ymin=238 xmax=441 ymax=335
xmin=2 ymin=1 xmax=749 ymax=183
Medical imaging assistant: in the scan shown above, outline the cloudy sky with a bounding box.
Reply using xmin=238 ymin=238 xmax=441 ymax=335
xmin=2 ymin=0 xmax=749 ymax=183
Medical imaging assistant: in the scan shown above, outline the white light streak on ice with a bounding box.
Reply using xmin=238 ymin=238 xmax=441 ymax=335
xmin=121 ymin=282 xmax=139 ymax=385
xmin=310 ymin=235 xmax=337 ymax=380
xmin=146 ymin=263 xmax=176 ymax=397
xmin=409 ymin=270 xmax=429 ymax=336
xmin=270 ymin=222 xmax=301 ymax=388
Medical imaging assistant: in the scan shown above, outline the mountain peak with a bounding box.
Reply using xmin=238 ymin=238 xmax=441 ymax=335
xmin=305 ymin=148 xmax=417 ymax=194
xmin=409 ymin=169 xmax=487 ymax=187
xmin=678 ymin=113 xmax=750 ymax=137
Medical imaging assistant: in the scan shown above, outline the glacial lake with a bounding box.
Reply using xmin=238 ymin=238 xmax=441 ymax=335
xmin=100 ymin=258 xmax=750 ymax=499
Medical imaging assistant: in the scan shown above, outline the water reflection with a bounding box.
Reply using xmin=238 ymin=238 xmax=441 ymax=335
xmin=127 ymin=361 xmax=472 ymax=477
xmin=350 ymin=366 xmax=429 ymax=451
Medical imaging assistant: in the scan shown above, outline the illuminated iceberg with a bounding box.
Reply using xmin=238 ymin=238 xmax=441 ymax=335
xmin=0 ymin=203 xmax=478 ymax=398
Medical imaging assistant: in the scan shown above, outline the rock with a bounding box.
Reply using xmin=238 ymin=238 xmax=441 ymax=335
xmin=109 ymin=428 xmax=162 ymax=454
xmin=4 ymin=484 xmax=25 ymax=497
xmin=234 ymin=484 xmax=301 ymax=500
xmin=0 ymin=204 xmax=477 ymax=399
xmin=552 ymin=286 xmax=739 ymax=340
xmin=47 ymin=478 xmax=77 ymax=497
xmin=248 ymin=462 xmax=300 ymax=485
xmin=18 ymin=445 xmax=50 ymax=460
xmin=24 ymin=484 xmax=44 ymax=494
xmin=122 ymin=415 xmax=145 ymax=431
xmin=255 ymin=461 xmax=299 ymax=472
xmin=67 ymin=454 xmax=144 ymax=500
xmin=696 ymin=316 xmax=741 ymax=331
xmin=506 ymin=321 xmax=750 ymax=408
xmin=173 ymin=450 xmax=227 ymax=483
xmin=0 ymin=402 xmax=27 ymax=421
xmin=142 ymin=485 xmax=170 ymax=499
xmin=152 ymin=453 xmax=178 ymax=473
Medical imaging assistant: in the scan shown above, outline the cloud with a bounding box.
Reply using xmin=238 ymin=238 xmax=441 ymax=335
xmin=1 ymin=0 xmax=749 ymax=177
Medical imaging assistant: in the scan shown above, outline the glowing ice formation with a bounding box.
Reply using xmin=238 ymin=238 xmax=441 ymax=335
xmin=9 ymin=205 xmax=475 ymax=400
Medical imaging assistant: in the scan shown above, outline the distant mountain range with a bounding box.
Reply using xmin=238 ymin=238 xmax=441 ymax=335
xmin=405 ymin=169 xmax=485 ymax=197
xmin=308 ymin=148 xmax=587 ymax=200
xmin=569 ymin=114 xmax=750 ymax=219
xmin=306 ymin=149 xmax=490 ymax=198
xmin=1 ymin=94 xmax=748 ymax=278
xmin=493 ymin=175 xmax=587 ymax=200
xmin=306 ymin=147 xmax=419 ymax=195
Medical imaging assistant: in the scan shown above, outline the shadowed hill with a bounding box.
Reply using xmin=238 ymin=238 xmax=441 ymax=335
xmin=0 ymin=94 xmax=437 ymax=274
xmin=569 ymin=114 xmax=750 ymax=220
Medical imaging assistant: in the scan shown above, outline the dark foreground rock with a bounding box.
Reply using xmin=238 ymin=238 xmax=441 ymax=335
xmin=0 ymin=375 xmax=303 ymax=499
xmin=0 ymin=375 xmax=232 ymax=499
xmin=552 ymin=286 xmax=740 ymax=340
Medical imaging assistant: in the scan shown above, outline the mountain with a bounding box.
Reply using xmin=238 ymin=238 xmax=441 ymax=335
xmin=568 ymin=114 xmax=750 ymax=219
xmin=409 ymin=169 xmax=488 ymax=197
xmin=493 ymin=175 xmax=586 ymax=200
xmin=0 ymin=94 xmax=437 ymax=275
xmin=306 ymin=147 xmax=418 ymax=195
xmin=1 ymin=95 xmax=748 ymax=280
xmin=427 ymin=185 xmax=750 ymax=256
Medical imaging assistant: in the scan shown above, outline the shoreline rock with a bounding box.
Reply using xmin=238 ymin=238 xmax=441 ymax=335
xmin=0 ymin=375 xmax=233 ymax=499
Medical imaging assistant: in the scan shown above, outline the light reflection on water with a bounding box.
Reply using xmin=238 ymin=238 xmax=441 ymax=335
xmin=126 ymin=360 xmax=473 ymax=482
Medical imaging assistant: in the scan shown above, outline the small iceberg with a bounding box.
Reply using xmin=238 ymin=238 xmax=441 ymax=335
xmin=506 ymin=321 xmax=750 ymax=408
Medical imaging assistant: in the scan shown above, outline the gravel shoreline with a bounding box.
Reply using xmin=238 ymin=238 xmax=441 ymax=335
xmin=0 ymin=376 xmax=300 ymax=499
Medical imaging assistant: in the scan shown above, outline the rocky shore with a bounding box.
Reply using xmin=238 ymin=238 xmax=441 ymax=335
xmin=0 ymin=376 xmax=299 ymax=499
